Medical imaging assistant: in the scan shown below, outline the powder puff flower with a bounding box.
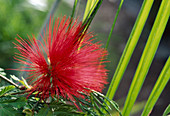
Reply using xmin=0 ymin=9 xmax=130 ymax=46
xmin=13 ymin=16 xmax=108 ymax=100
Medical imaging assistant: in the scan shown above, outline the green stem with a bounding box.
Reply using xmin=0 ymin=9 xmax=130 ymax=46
xmin=105 ymin=0 xmax=124 ymax=49
xmin=70 ymin=0 xmax=78 ymax=19
xmin=68 ymin=0 xmax=78 ymax=32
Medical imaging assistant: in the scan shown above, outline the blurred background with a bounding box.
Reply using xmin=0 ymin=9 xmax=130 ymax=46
xmin=0 ymin=0 xmax=169 ymax=115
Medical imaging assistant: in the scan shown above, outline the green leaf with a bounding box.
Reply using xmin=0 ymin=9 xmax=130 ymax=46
xmin=122 ymin=0 xmax=170 ymax=115
xmin=83 ymin=0 xmax=97 ymax=21
xmin=142 ymin=57 xmax=170 ymax=115
xmin=53 ymin=111 xmax=82 ymax=116
xmin=0 ymin=104 xmax=19 ymax=116
xmin=10 ymin=75 xmax=20 ymax=81
xmin=0 ymin=96 xmax=26 ymax=116
xmin=163 ymin=104 xmax=170 ymax=116
xmin=21 ymin=77 xmax=31 ymax=89
xmin=73 ymin=94 xmax=98 ymax=115
xmin=75 ymin=90 xmax=121 ymax=116
xmin=0 ymin=68 xmax=4 ymax=72
xmin=82 ymin=0 xmax=103 ymax=32
xmin=36 ymin=101 xmax=84 ymax=116
xmin=0 ymin=68 xmax=6 ymax=76
xmin=111 ymin=101 xmax=145 ymax=116
xmin=105 ymin=0 xmax=154 ymax=102
xmin=10 ymin=75 xmax=31 ymax=89
xmin=0 ymin=85 xmax=15 ymax=96
xmin=92 ymin=91 xmax=122 ymax=116
xmin=36 ymin=104 xmax=51 ymax=116
xmin=0 ymin=96 xmax=27 ymax=108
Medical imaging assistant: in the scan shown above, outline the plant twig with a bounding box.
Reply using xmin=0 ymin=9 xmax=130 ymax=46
xmin=0 ymin=74 xmax=20 ymax=89
xmin=105 ymin=0 xmax=124 ymax=49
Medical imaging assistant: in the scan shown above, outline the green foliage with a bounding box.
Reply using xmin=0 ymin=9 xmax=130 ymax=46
xmin=163 ymin=104 xmax=170 ymax=116
xmin=0 ymin=85 xmax=15 ymax=96
xmin=122 ymin=0 xmax=170 ymax=115
xmin=0 ymin=95 xmax=27 ymax=116
xmin=73 ymin=91 xmax=121 ymax=116
xmin=0 ymin=68 xmax=6 ymax=86
xmin=37 ymin=101 xmax=84 ymax=116
xmin=0 ymin=0 xmax=47 ymax=70
xmin=111 ymin=101 xmax=146 ymax=116
xmin=102 ymin=0 xmax=169 ymax=115
xmin=0 ymin=0 xmax=169 ymax=115
xmin=0 ymin=68 xmax=6 ymax=76
xmin=0 ymin=87 xmax=85 ymax=116
xmin=82 ymin=0 xmax=103 ymax=32
xmin=142 ymin=57 xmax=170 ymax=115
xmin=83 ymin=0 xmax=97 ymax=21
xmin=106 ymin=0 xmax=154 ymax=102
xmin=91 ymin=91 xmax=122 ymax=116
xmin=0 ymin=104 xmax=21 ymax=116
xmin=0 ymin=96 xmax=27 ymax=109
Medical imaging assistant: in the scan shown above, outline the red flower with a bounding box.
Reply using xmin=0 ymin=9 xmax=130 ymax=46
xmin=13 ymin=16 xmax=108 ymax=100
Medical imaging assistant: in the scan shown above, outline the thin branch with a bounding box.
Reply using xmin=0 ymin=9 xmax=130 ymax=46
xmin=0 ymin=74 xmax=20 ymax=89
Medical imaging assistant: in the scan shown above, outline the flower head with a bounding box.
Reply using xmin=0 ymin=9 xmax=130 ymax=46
xmin=14 ymin=16 xmax=108 ymax=100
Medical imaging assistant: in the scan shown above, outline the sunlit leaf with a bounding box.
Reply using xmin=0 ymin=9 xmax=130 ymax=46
xmin=0 ymin=68 xmax=6 ymax=76
xmin=122 ymin=0 xmax=170 ymax=115
xmin=0 ymin=85 xmax=15 ymax=96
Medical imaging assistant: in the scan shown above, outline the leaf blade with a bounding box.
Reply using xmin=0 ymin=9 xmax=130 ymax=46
xmin=122 ymin=0 xmax=170 ymax=115
xmin=142 ymin=57 xmax=170 ymax=116
xmin=163 ymin=104 xmax=170 ymax=116
xmin=106 ymin=0 xmax=154 ymax=101
xmin=0 ymin=85 xmax=15 ymax=96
